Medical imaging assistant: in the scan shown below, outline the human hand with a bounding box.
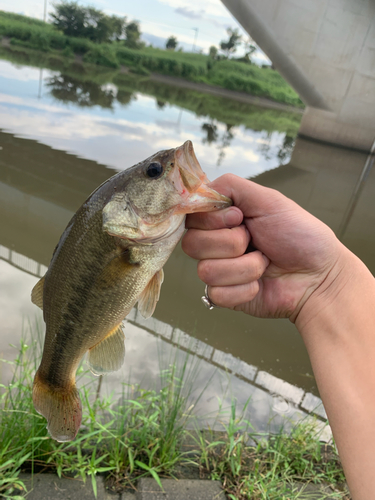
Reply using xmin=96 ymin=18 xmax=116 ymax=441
xmin=182 ymin=174 xmax=347 ymax=323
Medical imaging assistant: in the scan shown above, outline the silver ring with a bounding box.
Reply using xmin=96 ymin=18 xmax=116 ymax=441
xmin=201 ymin=285 xmax=219 ymax=310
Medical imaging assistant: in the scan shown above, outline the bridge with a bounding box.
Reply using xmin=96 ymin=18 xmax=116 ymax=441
xmin=221 ymin=0 xmax=375 ymax=152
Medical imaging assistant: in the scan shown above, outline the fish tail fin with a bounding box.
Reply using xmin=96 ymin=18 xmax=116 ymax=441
xmin=32 ymin=371 xmax=82 ymax=442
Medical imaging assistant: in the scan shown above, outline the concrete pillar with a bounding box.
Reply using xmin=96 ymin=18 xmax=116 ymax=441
xmin=221 ymin=0 xmax=375 ymax=151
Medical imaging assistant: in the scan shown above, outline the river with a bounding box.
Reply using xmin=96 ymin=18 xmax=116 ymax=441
xmin=1 ymin=47 xmax=373 ymax=435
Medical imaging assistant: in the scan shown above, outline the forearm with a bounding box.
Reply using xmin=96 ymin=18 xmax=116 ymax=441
xmin=296 ymin=247 xmax=375 ymax=499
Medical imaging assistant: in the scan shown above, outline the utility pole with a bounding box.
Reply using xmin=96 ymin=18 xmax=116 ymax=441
xmin=192 ymin=28 xmax=198 ymax=52
xmin=43 ymin=0 xmax=48 ymax=22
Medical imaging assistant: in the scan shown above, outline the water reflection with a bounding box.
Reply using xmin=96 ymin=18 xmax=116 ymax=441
xmin=1 ymin=49 xmax=374 ymax=432
xmin=0 ymin=128 xmax=316 ymax=402
xmin=46 ymin=74 xmax=117 ymax=109
xmin=201 ymin=122 xmax=236 ymax=165
xmin=0 ymin=47 xmax=301 ymax=172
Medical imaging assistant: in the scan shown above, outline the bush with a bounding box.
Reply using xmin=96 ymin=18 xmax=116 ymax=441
xmin=116 ymin=47 xmax=206 ymax=79
xmin=66 ymin=36 xmax=92 ymax=54
xmin=83 ymin=45 xmax=119 ymax=68
xmin=129 ymin=62 xmax=150 ymax=76
xmin=48 ymin=32 xmax=67 ymax=50
xmin=0 ymin=10 xmax=47 ymax=27
xmin=62 ymin=46 xmax=74 ymax=59
xmin=29 ymin=31 xmax=50 ymax=51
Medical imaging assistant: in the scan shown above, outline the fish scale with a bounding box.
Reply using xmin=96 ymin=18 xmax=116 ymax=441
xmin=31 ymin=140 xmax=232 ymax=442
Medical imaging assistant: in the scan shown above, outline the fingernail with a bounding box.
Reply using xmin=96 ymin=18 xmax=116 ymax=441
xmin=223 ymin=208 xmax=242 ymax=227
xmin=263 ymin=254 xmax=270 ymax=267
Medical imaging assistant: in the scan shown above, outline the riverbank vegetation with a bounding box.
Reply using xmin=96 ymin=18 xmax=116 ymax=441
xmin=1 ymin=329 xmax=349 ymax=499
xmin=0 ymin=44 xmax=302 ymax=140
xmin=0 ymin=9 xmax=303 ymax=108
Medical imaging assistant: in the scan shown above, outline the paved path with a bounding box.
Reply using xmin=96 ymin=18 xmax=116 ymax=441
xmin=14 ymin=473 xmax=344 ymax=499
xmin=16 ymin=475 xmax=226 ymax=500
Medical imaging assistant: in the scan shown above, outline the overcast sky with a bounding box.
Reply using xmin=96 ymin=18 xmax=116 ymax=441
xmin=0 ymin=0 xmax=270 ymax=63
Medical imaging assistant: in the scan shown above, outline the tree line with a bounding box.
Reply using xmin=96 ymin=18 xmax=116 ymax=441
xmin=50 ymin=1 xmax=143 ymax=48
xmin=51 ymin=1 xmax=256 ymax=61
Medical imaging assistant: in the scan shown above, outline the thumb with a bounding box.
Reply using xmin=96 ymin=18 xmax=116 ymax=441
xmin=208 ymin=174 xmax=282 ymax=219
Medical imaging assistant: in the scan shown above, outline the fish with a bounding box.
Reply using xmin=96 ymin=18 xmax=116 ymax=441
xmin=31 ymin=140 xmax=232 ymax=442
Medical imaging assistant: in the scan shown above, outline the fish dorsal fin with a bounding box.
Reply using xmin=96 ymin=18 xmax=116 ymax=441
xmin=31 ymin=276 xmax=45 ymax=310
xmin=87 ymin=324 xmax=125 ymax=376
xmin=137 ymin=269 xmax=164 ymax=319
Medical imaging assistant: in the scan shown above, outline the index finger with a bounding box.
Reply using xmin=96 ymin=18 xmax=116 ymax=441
xmin=207 ymin=173 xmax=288 ymax=218
xmin=185 ymin=206 xmax=243 ymax=230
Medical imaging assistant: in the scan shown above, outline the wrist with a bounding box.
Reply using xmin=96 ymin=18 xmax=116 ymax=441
xmin=294 ymin=244 xmax=364 ymax=332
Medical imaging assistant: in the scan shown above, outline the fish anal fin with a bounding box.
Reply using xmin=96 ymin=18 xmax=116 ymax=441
xmin=31 ymin=276 xmax=45 ymax=310
xmin=32 ymin=371 xmax=82 ymax=442
xmin=87 ymin=324 xmax=125 ymax=376
xmin=137 ymin=269 xmax=164 ymax=319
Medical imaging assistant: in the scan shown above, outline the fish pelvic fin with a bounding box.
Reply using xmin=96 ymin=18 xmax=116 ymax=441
xmin=31 ymin=276 xmax=45 ymax=310
xmin=32 ymin=371 xmax=82 ymax=442
xmin=137 ymin=269 xmax=164 ymax=319
xmin=87 ymin=324 xmax=125 ymax=376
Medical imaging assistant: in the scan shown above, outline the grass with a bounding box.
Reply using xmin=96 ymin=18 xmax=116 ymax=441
xmin=0 ymin=323 xmax=349 ymax=500
xmin=0 ymin=9 xmax=303 ymax=107
xmin=194 ymin=404 xmax=349 ymax=499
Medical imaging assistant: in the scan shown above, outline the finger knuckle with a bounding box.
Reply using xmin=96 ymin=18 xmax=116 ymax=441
xmin=220 ymin=173 xmax=237 ymax=185
xmin=197 ymin=260 xmax=212 ymax=283
xmin=181 ymin=230 xmax=198 ymax=257
xmin=247 ymin=280 xmax=259 ymax=300
xmin=209 ymin=286 xmax=222 ymax=306
xmin=180 ymin=233 xmax=191 ymax=255
xmin=231 ymin=227 xmax=248 ymax=255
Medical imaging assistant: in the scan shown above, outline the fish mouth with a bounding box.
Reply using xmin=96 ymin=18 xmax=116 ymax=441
xmin=172 ymin=140 xmax=232 ymax=214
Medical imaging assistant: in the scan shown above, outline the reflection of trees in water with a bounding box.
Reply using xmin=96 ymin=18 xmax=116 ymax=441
xmin=277 ymin=135 xmax=295 ymax=163
xmin=201 ymin=120 xmax=295 ymax=166
xmin=217 ymin=125 xmax=234 ymax=166
xmin=156 ymin=100 xmax=167 ymax=109
xmin=258 ymin=132 xmax=295 ymax=164
xmin=202 ymin=122 xmax=218 ymax=145
xmin=45 ymin=70 xmax=296 ymax=166
xmin=116 ymin=89 xmax=134 ymax=106
xmin=46 ymin=74 xmax=116 ymax=108
xmin=46 ymin=74 xmax=134 ymax=109
xmin=201 ymin=121 xmax=234 ymax=166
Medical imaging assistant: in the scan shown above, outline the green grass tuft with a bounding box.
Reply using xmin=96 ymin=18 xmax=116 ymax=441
xmin=0 ymin=324 xmax=349 ymax=499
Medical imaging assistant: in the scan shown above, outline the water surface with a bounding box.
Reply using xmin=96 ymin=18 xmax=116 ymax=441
xmin=1 ymin=49 xmax=373 ymax=432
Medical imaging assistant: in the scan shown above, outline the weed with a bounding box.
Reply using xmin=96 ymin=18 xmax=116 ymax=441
xmin=191 ymin=401 xmax=348 ymax=499
xmin=0 ymin=327 xmax=349 ymax=499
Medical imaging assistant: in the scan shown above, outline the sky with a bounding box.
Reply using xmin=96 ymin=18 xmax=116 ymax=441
xmin=0 ymin=0 xmax=270 ymax=64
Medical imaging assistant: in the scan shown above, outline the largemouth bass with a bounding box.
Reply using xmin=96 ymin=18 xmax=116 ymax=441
xmin=31 ymin=140 xmax=231 ymax=442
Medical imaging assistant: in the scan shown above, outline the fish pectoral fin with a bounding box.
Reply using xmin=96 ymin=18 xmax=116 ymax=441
xmin=87 ymin=324 xmax=125 ymax=376
xmin=31 ymin=276 xmax=45 ymax=310
xmin=137 ymin=269 xmax=164 ymax=319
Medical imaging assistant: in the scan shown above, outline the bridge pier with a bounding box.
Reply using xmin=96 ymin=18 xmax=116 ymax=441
xmin=221 ymin=0 xmax=375 ymax=152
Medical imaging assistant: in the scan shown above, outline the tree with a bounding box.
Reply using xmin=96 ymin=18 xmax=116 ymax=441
xmin=243 ymin=37 xmax=256 ymax=62
xmin=124 ymin=21 xmax=143 ymax=49
xmin=108 ymin=15 xmax=127 ymax=42
xmin=50 ymin=1 xmax=126 ymax=43
xmin=220 ymin=27 xmax=242 ymax=58
xmin=166 ymin=36 xmax=178 ymax=51
xmin=50 ymin=1 xmax=86 ymax=38
xmin=209 ymin=45 xmax=218 ymax=59
xmin=84 ymin=7 xmax=112 ymax=43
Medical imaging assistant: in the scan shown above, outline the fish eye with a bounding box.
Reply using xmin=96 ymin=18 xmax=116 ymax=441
xmin=146 ymin=162 xmax=163 ymax=179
